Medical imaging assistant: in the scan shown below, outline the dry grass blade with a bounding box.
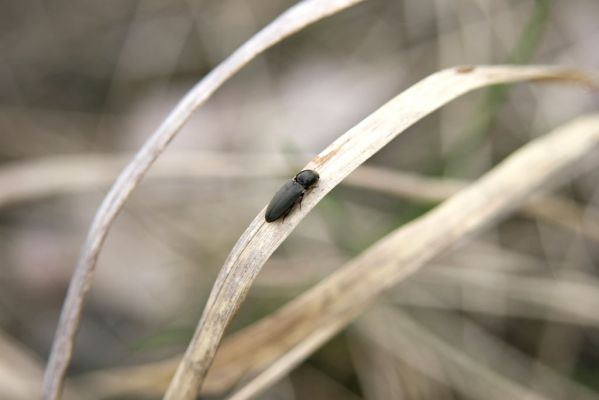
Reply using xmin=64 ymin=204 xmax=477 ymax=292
xmin=41 ymin=0 xmax=366 ymax=398
xmin=74 ymin=359 xmax=179 ymax=400
xmin=166 ymin=66 xmax=598 ymax=399
xmin=2 ymin=154 xmax=597 ymax=244
xmin=226 ymin=319 xmax=348 ymax=400
xmin=355 ymin=308 xmax=548 ymax=400
xmin=354 ymin=307 xmax=598 ymax=400
xmin=348 ymin=167 xmax=599 ymax=242
xmin=75 ymin=252 xmax=599 ymax=399
xmin=0 ymin=332 xmax=83 ymax=400
xmin=222 ymin=114 xmax=599 ymax=400
xmin=382 ymin=305 xmax=598 ymax=400
xmin=0 ymin=153 xmax=291 ymax=208
xmin=416 ymin=266 xmax=599 ymax=326
xmin=348 ymin=332 xmax=424 ymax=400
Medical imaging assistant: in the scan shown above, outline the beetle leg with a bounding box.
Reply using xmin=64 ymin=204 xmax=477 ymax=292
xmin=297 ymin=191 xmax=305 ymax=210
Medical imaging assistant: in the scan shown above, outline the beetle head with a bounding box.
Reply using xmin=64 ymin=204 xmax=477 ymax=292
xmin=294 ymin=170 xmax=319 ymax=189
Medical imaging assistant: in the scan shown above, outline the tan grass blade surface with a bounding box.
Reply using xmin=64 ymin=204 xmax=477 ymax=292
xmin=41 ymin=1 xmax=366 ymax=398
xmin=224 ymin=114 xmax=599 ymax=400
xmin=165 ymin=65 xmax=599 ymax=399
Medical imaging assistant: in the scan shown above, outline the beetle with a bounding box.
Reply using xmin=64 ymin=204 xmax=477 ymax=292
xmin=265 ymin=169 xmax=320 ymax=222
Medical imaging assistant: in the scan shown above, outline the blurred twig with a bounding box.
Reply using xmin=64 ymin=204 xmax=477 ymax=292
xmin=0 ymin=152 xmax=292 ymax=208
xmin=41 ymin=0 xmax=367 ymax=399
xmin=73 ymin=258 xmax=599 ymax=398
xmin=1 ymin=154 xmax=598 ymax=242
xmin=347 ymin=167 xmax=599 ymax=242
xmin=353 ymin=305 xmax=599 ymax=400
xmin=412 ymin=265 xmax=599 ymax=327
xmin=354 ymin=307 xmax=549 ymax=400
xmin=0 ymin=331 xmax=83 ymax=400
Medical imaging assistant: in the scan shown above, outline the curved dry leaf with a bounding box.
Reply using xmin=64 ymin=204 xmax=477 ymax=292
xmin=72 ymin=115 xmax=599 ymax=399
xmin=41 ymin=0 xmax=366 ymax=398
xmin=223 ymin=114 xmax=599 ymax=400
xmin=165 ymin=66 xmax=599 ymax=399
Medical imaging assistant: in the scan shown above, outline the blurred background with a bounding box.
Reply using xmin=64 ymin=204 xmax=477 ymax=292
xmin=1 ymin=0 xmax=599 ymax=399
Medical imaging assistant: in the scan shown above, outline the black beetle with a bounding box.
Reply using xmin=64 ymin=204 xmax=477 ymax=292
xmin=265 ymin=169 xmax=319 ymax=222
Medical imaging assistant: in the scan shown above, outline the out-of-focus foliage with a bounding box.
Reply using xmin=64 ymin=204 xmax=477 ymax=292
xmin=1 ymin=0 xmax=598 ymax=399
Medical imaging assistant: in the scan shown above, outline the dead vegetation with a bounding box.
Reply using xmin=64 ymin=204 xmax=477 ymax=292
xmin=0 ymin=1 xmax=598 ymax=400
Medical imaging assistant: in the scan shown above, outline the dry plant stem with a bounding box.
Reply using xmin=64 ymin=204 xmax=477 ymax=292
xmin=348 ymin=333 xmax=413 ymax=400
xmin=525 ymin=196 xmax=599 ymax=241
xmin=0 ymin=332 xmax=83 ymax=400
xmin=1 ymin=154 xmax=597 ymax=243
xmin=416 ymin=266 xmax=599 ymax=327
xmin=360 ymin=306 xmax=599 ymax=400
xmin=75 ymin=359 xmax=179 ymax=400
xmin=356 ymin=308 xmax=551 ymax=400
xmin=348 ymin=167 xmax=599 ymax=242
xmin=223 ymin=115 xmax=599 ymax=399
xmin=76 ymin=265 xmax=599 ymax=399
xmin=0 ymin=153 xmax=293 ymax=208
xmin=166 ymin=66 xmax=598 ymax=399
xmin=73 ymin=265 xmax=599 ymax=398
xmin=73 ymin=240 xmax=597 ymax=399
xmin=227 ymin=319 xmax=348 ymax=400
xmin=41 ymin=0 xmax=366 ymax=399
